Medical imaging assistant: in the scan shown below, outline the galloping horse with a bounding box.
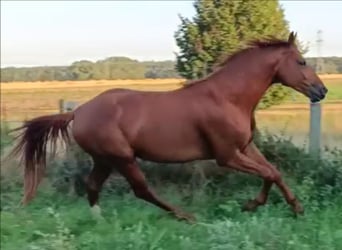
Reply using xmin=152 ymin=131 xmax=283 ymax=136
xmin=10 ymin=32 xmax=327 ymax=222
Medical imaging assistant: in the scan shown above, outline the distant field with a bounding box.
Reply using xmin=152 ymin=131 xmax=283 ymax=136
xmin=285 ymin=76 xmax=342 ymax=103
xmin=1 ymin=79 xmax=184 ymax=121
xmin=1 ymin=75 xmax=341 ymax=120
xmin=0 ymin=78 xmax=184 ymax=91
xmin=256 ymin=106 xmax=342 ymax=149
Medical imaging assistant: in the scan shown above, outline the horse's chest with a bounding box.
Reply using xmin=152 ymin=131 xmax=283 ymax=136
xmin=204 ymin=113 xmax=252 ymax=153
xmin=224 ymin=118 xmax=251 ymax=145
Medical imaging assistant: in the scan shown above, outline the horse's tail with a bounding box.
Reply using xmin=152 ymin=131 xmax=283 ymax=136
xmin=9 ymin=112 xmax=74 ymax=204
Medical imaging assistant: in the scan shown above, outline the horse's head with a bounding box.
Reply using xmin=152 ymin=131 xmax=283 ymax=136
xmin=273 ymin=32 xmax=328 ymax=103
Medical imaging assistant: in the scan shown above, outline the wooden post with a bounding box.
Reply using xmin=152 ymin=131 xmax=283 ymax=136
xmin=59 ymin=99 xmax=78 ymax=113
xmin=65 ymin=101 xmax=78 ymax=112
xmin=309 ymin=102 xmax=321 ymax=157
xmin=59 ymin=99 xmax=65 ymax=113
xmin=2 ymin=103 xmax=7 ymax=122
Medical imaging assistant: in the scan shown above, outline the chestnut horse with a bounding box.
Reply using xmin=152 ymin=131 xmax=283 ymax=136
xmin=10 ymin=32 xmax=327 ymax=222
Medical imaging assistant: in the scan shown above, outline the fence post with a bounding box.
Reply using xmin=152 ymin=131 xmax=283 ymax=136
xmin=2 ymin=103 xmax=7 ymax=122
xmin=59 ymin=99 xmax=65 ymax=113
xmin=58 ymin=99 xmax=78 ymax=113
xmin=309 ymin=102 xmax=321 ymax=157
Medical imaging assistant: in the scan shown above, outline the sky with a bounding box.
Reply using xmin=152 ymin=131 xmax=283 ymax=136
xmin=1 ymin=0 xmax=342 ymax=67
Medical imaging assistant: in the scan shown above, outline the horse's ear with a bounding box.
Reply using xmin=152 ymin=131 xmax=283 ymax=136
xmin=288 ymin=31 xmax=297 ymax=44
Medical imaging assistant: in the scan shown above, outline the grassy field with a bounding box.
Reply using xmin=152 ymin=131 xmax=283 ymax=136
xmin=1 ymin=133 xmax=342 ymax=250
xmin=1 ymin=189 xmax=342 ymax=250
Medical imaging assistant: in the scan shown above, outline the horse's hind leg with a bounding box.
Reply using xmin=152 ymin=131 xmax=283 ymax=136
xmin=115 ymin=159 xmax=196 ymax=223
xmin=86 ymin=157 xmax=112 ymax=218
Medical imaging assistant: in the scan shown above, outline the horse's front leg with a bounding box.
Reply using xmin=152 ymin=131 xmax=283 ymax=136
xmin=219 ymin=149 xmax=304 ymax=215
xmin=241 ymin=142 xmax=274 ymax=212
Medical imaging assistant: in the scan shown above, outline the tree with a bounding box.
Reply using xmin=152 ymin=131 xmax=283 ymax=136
xmin=70 ymin=60 xmax=95 ymax=80
xmin=174 ymin=0 xmax=301 ymax=109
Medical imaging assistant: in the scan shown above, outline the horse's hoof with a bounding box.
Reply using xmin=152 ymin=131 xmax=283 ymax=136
xmin=241 ymin=199 xmax=259 ymax=212
xmin=90 ymin=204 xmax=104 ymax=221
xmin=292 ymin=202 xmax=304 ymax=217
xmin=174 ymin=211 xmax=196 ymax=224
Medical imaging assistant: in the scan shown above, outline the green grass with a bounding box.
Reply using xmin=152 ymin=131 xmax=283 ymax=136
xmin=1 ymin=122 xmax=342 ymax=250
xmin=1 ymin=189 xmax=342 ymax=250
xmin=323 ymin=80 xmax=342 ymax=101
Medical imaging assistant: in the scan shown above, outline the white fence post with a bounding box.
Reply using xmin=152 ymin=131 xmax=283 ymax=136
xmin=59 ymin=99 xmax=79 ymax=113
xmin=309 ymin=102 xmax=321 ymax=157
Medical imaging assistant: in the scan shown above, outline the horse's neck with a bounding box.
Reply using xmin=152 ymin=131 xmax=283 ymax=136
xmin=210 ymin=50 xmax=278 ymax=112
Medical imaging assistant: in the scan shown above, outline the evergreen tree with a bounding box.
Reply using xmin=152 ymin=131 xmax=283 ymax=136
xmin=174 ymin=0 xmax=302 ymax=108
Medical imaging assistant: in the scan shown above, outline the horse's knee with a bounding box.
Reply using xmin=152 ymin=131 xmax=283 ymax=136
xmin=271 ymin=170 xmax=281 ymax=182
xmin=264 ymin=169 xmax=281 ymax=182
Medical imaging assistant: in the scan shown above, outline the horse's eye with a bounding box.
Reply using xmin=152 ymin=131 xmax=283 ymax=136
xmin=298 ymin=60 xmax=306 ymax=66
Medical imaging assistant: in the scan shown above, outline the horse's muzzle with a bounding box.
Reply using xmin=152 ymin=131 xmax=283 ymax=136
xmin=309 ymin=83 xmax=328 ymax=103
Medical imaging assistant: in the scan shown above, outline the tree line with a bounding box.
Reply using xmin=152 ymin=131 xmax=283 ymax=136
xmin=1 ymin=56 xmax=341 ymax=83
xmin=306 ymin=57 xmax=342 ymax=74
xmin=0 ymin=57 xmax=181 ymax=82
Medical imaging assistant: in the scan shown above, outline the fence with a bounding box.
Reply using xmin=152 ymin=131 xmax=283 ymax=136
xmin=309 ymin=103 xmax=322 ymax=158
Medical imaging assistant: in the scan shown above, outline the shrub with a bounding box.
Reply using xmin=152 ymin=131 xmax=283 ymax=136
xmin=0 ymin=122 xmax=14 ymax=155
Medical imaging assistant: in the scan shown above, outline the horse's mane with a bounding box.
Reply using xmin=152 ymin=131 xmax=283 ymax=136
xmin=184 ymin=36 xmax=291 ymax=87
xmin=215 ymin=37 xmax=291 ymax=68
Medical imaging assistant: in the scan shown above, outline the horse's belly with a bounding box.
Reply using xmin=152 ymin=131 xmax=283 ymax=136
xmin=136 ymin=147 xmax=210 ymax=163
xmin=133 ymin=130 xmax=211 ymax=163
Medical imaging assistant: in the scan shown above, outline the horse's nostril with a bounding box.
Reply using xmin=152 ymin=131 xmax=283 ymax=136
xmin=319 ymin=84 xmax=328 ymax=93
xmin=320 ymin=86 xmax=328 ymax=96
